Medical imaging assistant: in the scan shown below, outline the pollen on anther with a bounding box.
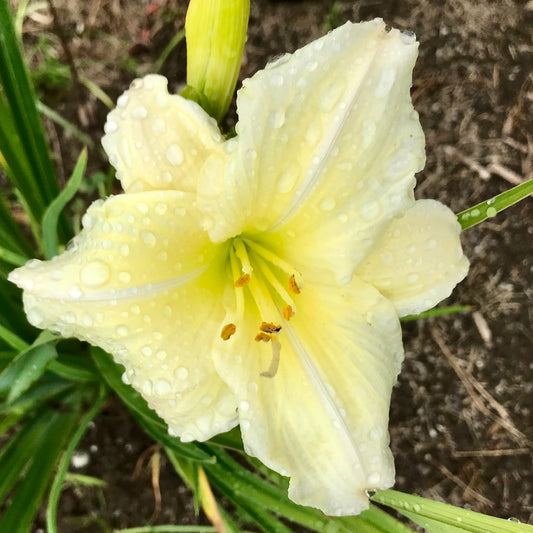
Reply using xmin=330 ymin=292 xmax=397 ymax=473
xmin=234 ymin=273 xmax=250 ymax=287
xmin=288 ymin=274 xmax=301 ymax=294
xmin=260 ymin=322 xmax=282 ymax=334
xmin=282 ymin=305 xmax=295 ymax=320
xmin=221 ymin=323 xmax=236 ymax=340
xmin=255 ymin=332 xmax=272 ymax=342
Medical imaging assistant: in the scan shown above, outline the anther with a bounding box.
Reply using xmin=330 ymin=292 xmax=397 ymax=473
xmin=220 ymin=323 xmax=236 ymax=340
xmin=234 ymin=273 xmax=250 ymax=287
xmin=260 ymin=321 xmax=282 ymax=334
xmin=255 ymin=332 xmax=272 ymax=342
xmin=288 ymin=274 xmax=301 ymax=294
xmin=282 ymin=305 xmax=294 ymax=320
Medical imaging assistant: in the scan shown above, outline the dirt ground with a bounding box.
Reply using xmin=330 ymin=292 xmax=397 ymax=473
xmin=13 ymin=0 xmax=533 ymax=531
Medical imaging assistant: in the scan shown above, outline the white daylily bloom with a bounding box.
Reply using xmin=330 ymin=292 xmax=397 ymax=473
xmin=9 ymin=20 xmax=469 ymax=516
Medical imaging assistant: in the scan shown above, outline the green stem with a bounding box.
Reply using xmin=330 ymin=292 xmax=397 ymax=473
xmin=0 ymin=323 xmax=29 ymax=351
xmin=113 ymin=527 xmax=216 ymax=533
xmin=458 ymin=178 xmax=533 ymax=230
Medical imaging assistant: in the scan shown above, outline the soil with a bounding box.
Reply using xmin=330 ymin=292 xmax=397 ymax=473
xmin=12 ymin=0 xmax=533 ymax=531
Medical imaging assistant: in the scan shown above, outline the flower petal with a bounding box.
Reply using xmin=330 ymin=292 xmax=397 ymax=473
xmin=198 ymin=19 xmax=425 ymax=275
xmin=9 ymin=192 xmax=237 ymax=441
xmin=356 ymin=199 xmax=469 ymax=316
xmin=102 ymin=74 xmax=224 ymax=193
xmin=213 ymin=276 xmax=403 ymax=515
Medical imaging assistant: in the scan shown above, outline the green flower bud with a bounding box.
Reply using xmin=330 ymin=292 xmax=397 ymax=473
xmin=185 ymin=0 xmax=250 ymax=122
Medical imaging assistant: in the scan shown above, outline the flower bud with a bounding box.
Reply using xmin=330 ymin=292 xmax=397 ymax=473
xmin=185 ymin=0 xmax=249 ymax=122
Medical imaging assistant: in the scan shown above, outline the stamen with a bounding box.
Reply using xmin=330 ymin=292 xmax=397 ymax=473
xmin=288 ymin=274 xmax=301 ymax=294
xmin=234 ymin=273 xmax=250 ymax=287
xmin=260 ymin=321 xmax=281 ymax=334
xmin=255 ymin=332 xmax=272 ymax=342
xmin=253 ymin=255 xmax=296 ymax=311
xmin=229 ymin=248 xmax=245 ymax=324
xmin=260 ymin=337 xmax=282 ymax=378
xmin=233 ymin=239 xmax=253 ymax=276
xmin=244 ymin=239 xmax=301 ymax=281
xmin=221 ymin=323 xmax=236 ymax=340
xmin=282 ymin=305 xmax=294 ymax=320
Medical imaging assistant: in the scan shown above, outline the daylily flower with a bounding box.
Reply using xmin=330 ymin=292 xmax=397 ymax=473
xmin=9 ymin=20 xmax=468 ymax=515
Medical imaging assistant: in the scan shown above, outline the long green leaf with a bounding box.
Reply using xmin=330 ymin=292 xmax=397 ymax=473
xmin=0 ymin=396 xmax=81 ymax=533
xmin=458 ymin=178 xmax=533 ymax=230
xmin=0 ymin=330 xmax=58 ymax=402
xmin=0 ymin=1 xmax=62 ymax=222
xmin=42 ymin=148 xmax=87 ymax=258
xmin=46 ymin=384 xmax=107 ymax=533
xmin=372 ymin=489 xmax=533 ymax=533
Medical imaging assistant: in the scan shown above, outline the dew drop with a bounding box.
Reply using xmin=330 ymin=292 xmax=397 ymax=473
xmin=239 ymin=401 xmax=250 ymax=412
xmin=367 ymin=472 xmax=380 ymax=485
xmin=155 ymin=202 xmax=168 ymax=215
xmin=142 ymin=380 xmax=153 ymax=395
xmin=104 ymin=120 xmax=118 ymax=133
xmin=116 ymin=325 xmax=129 ymax=336
xmin=304 ymin=122 xmax=321 ymax=146
xmin=121 ymin=372 xmax=131 ymax=385
xmin=241 ymin=420 xmax=251 ymax=429
xmin=131 ymin=106 xmax=148 ymax=119
xmin=120 ymin=244 xmax=130 ymax=257
xmin=276 ymin=164 xmax=300 ymax=193
xmin=151 ymin=118 xmax=166 ymax=134
xmin=80 ymin=261 xmax=110 ymax=289
xmin=268 ymin=109 xmax=285 ymax=129
xmin=166 ymin=144 xmax=184 ymax=166
xmin=117 ymin=93 xmax=129 ymax=107
xmin=201 ymin=395 xmax=212 ymax=405
xmin=407 ymin=273 xmax=419 ymax=284
xmin=175 ymin=367 xmax=189 ymax=380
xmin=141 ymin=231 xmax=157 ymax=245
xmin=155 ymin=350 xmax=167 ymax=360
xmin=486 ymin=206 xmax=497 ymax=218
xmin=320 ymin=197 xmax=336 ymax=211
xmin=136 ymin=202 xmax=149 ymax=214
xmin=319 ymin=82 xmax=343 ymax=112
xmin=361 ymin=201 xmax=380 ymax=221
xmin=155 ymin=379 xmax=171 ymax=395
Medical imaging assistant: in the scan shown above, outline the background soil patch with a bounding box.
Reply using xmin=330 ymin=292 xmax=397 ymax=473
xmin=16 ymin=0 xmax=533 ymax=530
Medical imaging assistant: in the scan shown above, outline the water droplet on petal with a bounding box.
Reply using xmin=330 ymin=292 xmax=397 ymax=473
xmin=276 ymin=164 xmax=300 ymax=193
xmin=239 ymin=401 xmax=250 ymax=412
xmin=116 ymin=325 xmax=129 ymax=336
xmin=155 ymin=379 xmax=171 ymax=395
xmin=120 ymin=244 xmax=130 ymax=257
xmin=131 ymin=106 xmax=148 ymax=119
xmin=320 ymin=197 xmax=336 ymax=211
xmin=407 ymin=273 xmax=419 ymax=284
xmin=268 ymin=110 xmax=285 ymax=129
xmin=361 ymin=201 xmax=380 ymax=221
xmin=367 ymin=472 xmax=380 ymax=485
xmin=142 ymin=380 xmax=153 ymax=395
xmin=104 ymin=121 xmax=118 ymax=133
xmin=166 ymin=144 xmax=184 ymax=166
xmin=117 ymin=93 xmax=129 ymax=107
xmin=151 ymin=118 xmax=166 ymax=134
xmin=80 ymin=260 xmax=109 ymax=288
xmin=175 ymin=367 xmax=188 ymax=380
xmin=141 ymin=231 xmax=157 ymax=245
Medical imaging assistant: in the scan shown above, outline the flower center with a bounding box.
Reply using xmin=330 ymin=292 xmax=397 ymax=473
xmin=220 ymin=237 xmax=304 ymax=377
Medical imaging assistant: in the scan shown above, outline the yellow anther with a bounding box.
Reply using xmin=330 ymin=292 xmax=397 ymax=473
xmin=288 ymin=274 xmax=301 ymax=294
xmin=260 ymin=321 xmax=282 ymax=334
xmin=220 ymin=323 xmax=236 ymax=340
xmin=255 ymin=332 xmax=272 ymax=342
xmin=234 ymin=273 xmax=250 ymax=287
xmin=282 ymin=305 xmax=294 ymax=321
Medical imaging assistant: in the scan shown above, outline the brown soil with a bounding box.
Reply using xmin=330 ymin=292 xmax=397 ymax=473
xmin=16 ymin=0 xmax=533 ymax=531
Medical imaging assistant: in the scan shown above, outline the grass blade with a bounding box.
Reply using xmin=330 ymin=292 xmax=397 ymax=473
xmin=46 ymin=383 xmax=107 ymax=533
xmin=42 ymin=148 xmax=87 ymax=258
xmin=458 ymin=178 xmax=533 ymax=230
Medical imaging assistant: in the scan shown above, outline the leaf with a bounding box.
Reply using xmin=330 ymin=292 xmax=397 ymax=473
xmin=42 ymin=148 xmax=87 ymax=258
xmin=0 ymin=330 xmax=58 ymax=402
xmin=372 ymin=489 xmax=533 ymax=533
xmin=458 ymin=178 xmax=533 ymax=230
xmin=0 ymin=397 xmax=81 ymax=533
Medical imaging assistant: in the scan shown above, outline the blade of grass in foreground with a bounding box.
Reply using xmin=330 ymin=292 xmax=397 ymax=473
xmin=372 ymin=489 xmax=533 ymax=533
xmin=458 ymin=178 xmax=533 ymax=230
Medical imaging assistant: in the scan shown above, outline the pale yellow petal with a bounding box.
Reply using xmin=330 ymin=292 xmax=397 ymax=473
xmin=102 ymin=74 xmax=224 ymax=193
xmin=213 ymin=276 xmax=403 ymax=516
xmin=9 ymin=192 xmax=237 ymax=441
xmin=356 ymin=199 xmax=469 ymax=316
xmin=198 ymin=19 xmax=424 ymax=265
